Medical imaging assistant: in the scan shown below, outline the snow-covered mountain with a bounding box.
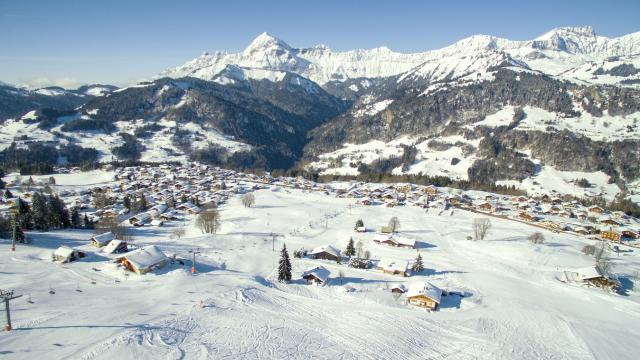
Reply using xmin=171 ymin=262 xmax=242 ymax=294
xmin=161 ymin=27 xmax=640 ymax=87
xmin=3 ymin=26 xmax=640 ymax=203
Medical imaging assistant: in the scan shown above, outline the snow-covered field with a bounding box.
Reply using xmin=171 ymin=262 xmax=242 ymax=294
xmin=1 ymin=179 xmax=639 ymax=359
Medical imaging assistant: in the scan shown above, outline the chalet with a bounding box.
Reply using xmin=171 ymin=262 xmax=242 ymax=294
xmin=52 ymin=246 xmax=86 ymax=263
xmin=561 ymin=266 xmax=619 ymax=292
xmin=379 ymin=225 xmax=393 ymax=234
xmin=620 ymin=227 xmax=639 ymax=239
xmin=538 ymin=220 xmax=562 ymax=231
xmin=598 ymin=215 xmax=621 ymax=226
xmin=376 ymin=259 xmax=409 ymax=276
xmin=116 ymin=245 xmax=168 ymax=274
xmin=131 ymin=212 xmax=153 ymax=226
xmin=588 ymin=205 xmax=605 ymax=214
xmin=101 ymin=239 xmax=128 ymax=254
xmin=391 ymin=284 xmax=407 ymax=294
xmin=406 ymin=282 xmax=442 ymax=311
xmin=518 ymin=212 xmax=536 ymax=222
xmin=600 ymin=229 xmax=621 ymax=242
xmin=424 ymin=185 xmax=438 ymax=196
xmin=301 ymin=266 xmax=330 ymax=285
xmin=308 ymin=245 xmax=341 ymax=261
xmin=359 ymin=197 xmax=373 ymax=206
xmin=476 ymin=201 xmax=493 ymax=212
xmin=91 ymin=232 xmax=115 ymax=247
xmin=373 ymin=234 xmax=416 ymax=249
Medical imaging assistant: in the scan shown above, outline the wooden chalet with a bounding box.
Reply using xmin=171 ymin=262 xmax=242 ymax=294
xmin=91 ymin=232 xmax=115 ymax=247
xmin=116 ymin=245 xmax=168 ymax=275
xmin=301 ymin=266 xmax=330 ymax=285
xmin=376 ymin=258 xmax=409 ymax=276
xmin=406 ymin=282 xmax=442 ymax=311
xmin=308 ymin=245 xmax=341 ymax=261
xmin=52 ymin=246 xmax=86 ymax=263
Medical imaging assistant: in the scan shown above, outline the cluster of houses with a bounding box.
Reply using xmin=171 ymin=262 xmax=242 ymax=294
xmin=335 ymin=182 xmax=639 ymax=245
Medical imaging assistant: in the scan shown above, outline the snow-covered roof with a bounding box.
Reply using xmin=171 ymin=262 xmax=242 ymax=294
xmin=101 ymin=239 xmax=124 ymax=254
xmin=53 ymin=246 xmax=75 ymax=258
xmin=118 ymin=245 xmax=168 ymax=271
xmin=309 ymin=245 xmax=340 ymax=257
xmin=92 ymin=232 xmax=115 ymax=243
xmin=406 ymin=282 xmax=442 ymax=304
xmin=576 ymin=266 xmax=603 ymax=280
xmin=302 ymin=266 xmax=330 ymax=283
xmin=377 ymin=258 xmax=408 ymax=273
xmin=395 ymin=236 xmax=416 ymax=247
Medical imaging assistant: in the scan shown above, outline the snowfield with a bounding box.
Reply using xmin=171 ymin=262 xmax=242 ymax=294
xmin=1 ymin=175 xmax=639 ymax=359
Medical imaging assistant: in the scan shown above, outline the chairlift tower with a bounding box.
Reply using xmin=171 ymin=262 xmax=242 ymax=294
xmin=1 ymin=289 xmax=23 ymax=332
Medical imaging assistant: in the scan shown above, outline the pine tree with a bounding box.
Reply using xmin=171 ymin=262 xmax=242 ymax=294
xmin=31 ymin=193 xmax=50 ymax=231
xmin=12 ymin=220 xmax=25 ymax=243
xmin=277 ymin=244 xmax=292 ymax=282
xmin=354 ymin=219 xmax=364 ymax=230
xmin=4 ymin=189 xmax=13 ymax=199
xmin=71 ymin=208 xmax=81 ymax=229
xmin=14 ymin=197 xmax=32 ymax=230
xmin=346 ymin=237 xmax=356 ymax=257
xmin=412 ymin=253 xmax=424 ymax=273
xmin=83 ymin=214 xmax=94 ymax=229
xmin=123 ymin=195 xmax=132 ymax=211
xmin=137 ymin=195 xmax=148 ymax=212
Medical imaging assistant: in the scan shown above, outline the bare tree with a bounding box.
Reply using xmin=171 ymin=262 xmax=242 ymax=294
xmin=529 ymin=232 xmax=545 ymax=244
xmin=594 ymin=241 xmax=612 ymax=275
xmin=363 ymin=250 xmax=371 ymax=260
xmin=388 ymin=216 xmax=400 ymax=232
xmin=473 ymin=218 xmax=491 ymax=241
xmin=171 ymin=227 xmax=186 ymax=240
xmin=95 ymin=214 xmax=131 ymax=241
xmin=241 ymin=193 xmax=255 ymax=208
xmin=355 ymin=240 xmax=364 ymax=259
xmin=196 ymin=209 xmax=221 ymax=234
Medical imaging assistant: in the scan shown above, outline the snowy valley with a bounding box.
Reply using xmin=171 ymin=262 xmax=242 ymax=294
xmin=0 ymin=164 xmax=639 ymax=359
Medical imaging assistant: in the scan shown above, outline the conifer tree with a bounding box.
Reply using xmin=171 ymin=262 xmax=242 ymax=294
xmin=412 ymin=253 xmax=424 ymax=273
xmin=346 ymin=237 xmax=356 ymax=257
xmin=137 ymin=195 xmax=148 ymax=212
xmin=12 ymin=220 xmax=25 ymax=243
xmin=14 ymin=197 xmax=32 ymax=230
xmin=83 ymin=214 xmax=94 ymax=229
xmin=31 ymin=193 xmax=50 ymax=231
xmin=277 ymin=244 xmax=292 ymax=282
xmin=354 ymin=219 xmax=364 ymax=230
xmin=71 ymin=208 xmax=81 ymax=228
xmin=123 ymin=195 xmax=132 ymax=211
xmin=4 ymin=189 xmax=13 ymax=199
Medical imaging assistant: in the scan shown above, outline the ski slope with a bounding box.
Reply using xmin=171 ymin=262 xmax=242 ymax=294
xmin=1 ymin=183 xmax=639 ymax=359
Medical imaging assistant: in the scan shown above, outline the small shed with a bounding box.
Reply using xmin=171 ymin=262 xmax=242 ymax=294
xmin=391 ymin=284 xmax=407 ymax=294
xmin=52 ymin=246 xmax=86 ymax=263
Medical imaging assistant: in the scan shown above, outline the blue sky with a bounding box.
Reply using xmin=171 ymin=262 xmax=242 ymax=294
xmin=1 ymin=0 xmax=638 ymax=88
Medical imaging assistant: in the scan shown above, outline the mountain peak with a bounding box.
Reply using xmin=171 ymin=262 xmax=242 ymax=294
xmin=244 ymin=32 xmax=291 ymax=54
xmin=535 ymin=26 xmax=596 ymax=41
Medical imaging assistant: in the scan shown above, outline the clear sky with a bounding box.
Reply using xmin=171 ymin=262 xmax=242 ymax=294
xmin=1 ymin=0 xmax=638 ymax=88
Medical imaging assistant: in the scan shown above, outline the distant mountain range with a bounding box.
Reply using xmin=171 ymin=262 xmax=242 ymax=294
xmin=2 ymin=26 xmax=640 ymax=202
